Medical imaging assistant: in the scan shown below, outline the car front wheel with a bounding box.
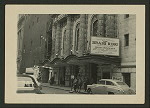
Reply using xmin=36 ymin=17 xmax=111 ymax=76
xmin=87 ymin=88 xmax=92 ymax=94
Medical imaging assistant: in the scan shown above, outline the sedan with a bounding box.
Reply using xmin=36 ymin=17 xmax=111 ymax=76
xmin=17 ymin=74 xmax=43 ymax=94
xmin=87 ymin=79 xmax=135 ymax=94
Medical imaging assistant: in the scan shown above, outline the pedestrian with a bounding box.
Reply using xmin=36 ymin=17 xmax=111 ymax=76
xmin=77 ymin=77 xmax=82 ymax=93
xmin=50 ymin=76 xmax=54 ymax=85
xmin=83 ymin=77 xmax=89 ymax=92
xmin=70 ymin=75 xmax=74 ymax=92
xmin=73 ymin=77 xmax=78 ymax=93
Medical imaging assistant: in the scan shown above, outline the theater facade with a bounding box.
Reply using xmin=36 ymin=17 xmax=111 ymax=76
xmin=46 ymin=14 xmax=136 ymax=90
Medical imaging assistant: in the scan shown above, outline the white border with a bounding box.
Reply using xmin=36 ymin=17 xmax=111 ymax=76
xmin=5 ymin=5 xmax=145 ymax=104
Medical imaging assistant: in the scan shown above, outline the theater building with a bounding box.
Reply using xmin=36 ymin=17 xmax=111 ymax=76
xmin=46 ymin=14 xmax=136 ymax=90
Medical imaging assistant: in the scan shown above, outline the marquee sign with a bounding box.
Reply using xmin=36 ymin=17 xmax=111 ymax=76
xmin=90 ymin=36 xmax=119 ymax=56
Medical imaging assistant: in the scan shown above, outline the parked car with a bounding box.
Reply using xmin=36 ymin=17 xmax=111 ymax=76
xmin=17 ymin=74 xmax=43 ymax=94
xmin=87 ymin=79 xmax=136 ymax=94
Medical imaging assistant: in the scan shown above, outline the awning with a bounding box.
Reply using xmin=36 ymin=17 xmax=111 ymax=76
xmin=47 ymin=54 xmax=121 ymax=67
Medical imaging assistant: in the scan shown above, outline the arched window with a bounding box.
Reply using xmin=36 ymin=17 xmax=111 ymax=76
xmin=92 ymin=20 xmax=98 ymax=36
xmin=63 ymin=30 xmax=66 ymax=54
xmin=75 ymin=23 xmax=80 ymax=51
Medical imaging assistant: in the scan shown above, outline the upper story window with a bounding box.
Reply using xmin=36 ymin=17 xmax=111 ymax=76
xmin=32 ymin=21 xmax=34 ymax=26
xmin=124 ymin=34 xmax=129 ymax=46
xmin=37 ymin=17 xmax=39 ymax=23
xmin=31 ymin=40 xmax=33 ymax=47
xmin=124 ymin=14 xmax=129 ymax=18
xmin=75 ymin=23 xmax=80 ymax=51
xmin=92 ymin=20 xmax=98 ymax=36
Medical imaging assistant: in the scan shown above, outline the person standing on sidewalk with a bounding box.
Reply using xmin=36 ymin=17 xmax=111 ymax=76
xmin=73 ymin=77 xmax=78 ymax=93
xmin=70 ymin=75 xmax=74 ymax=92
xmin=83 ymin=76 xmax=89 ymax=92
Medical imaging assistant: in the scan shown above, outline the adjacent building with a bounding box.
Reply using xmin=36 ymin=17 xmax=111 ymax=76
xmin=46 ymin=14 xmax=136 ymax=90
xmin=19 ymin=14 xmax=53 ymax=82
xmin=17 ymin=15 xmax=25 ymax=73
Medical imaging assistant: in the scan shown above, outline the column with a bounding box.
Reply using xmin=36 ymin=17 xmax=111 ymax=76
xmin=65 ymin=16 xmax=72 ymax=57
xmin=65 ymin=66 xmax=71 ymax=86
xmin=55 ymin=23 xmax=61 ymax=57
xmin=53 ymin=68 xmax=59 ymax=85
xmin=78 ymin=14 xmax=86 ymax=56
xmin=52 ymin=24 xmax=56 ymax=60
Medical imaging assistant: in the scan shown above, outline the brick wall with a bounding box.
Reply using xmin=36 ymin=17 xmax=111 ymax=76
xmin=21 ymin=14 xmax=52 ymax=69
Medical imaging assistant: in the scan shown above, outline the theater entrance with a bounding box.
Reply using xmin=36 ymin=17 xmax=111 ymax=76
xmin=91 ymin=63 xmax=98 ymax=84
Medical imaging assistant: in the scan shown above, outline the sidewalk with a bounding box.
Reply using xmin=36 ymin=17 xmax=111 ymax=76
xmin=41 ymin=83 xmax=88 ymax=94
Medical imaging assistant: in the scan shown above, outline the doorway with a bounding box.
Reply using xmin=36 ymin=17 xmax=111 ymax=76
xmin=122 ymin=73 xmax=131 ymax=87
xmin=91 ymin=63 xmax=98 ymax=84
xmin=60 ymin=67 xmax=66 ymax=85
xmin=74 ymin=65 xmax=79 ymax=77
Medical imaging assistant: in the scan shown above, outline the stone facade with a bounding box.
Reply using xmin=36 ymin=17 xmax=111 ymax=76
xmin=50 ymin=14 xmax=136 ymax=90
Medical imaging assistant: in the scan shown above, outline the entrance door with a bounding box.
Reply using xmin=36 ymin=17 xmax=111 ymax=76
xmin=122 ymin=73 xmax=131 ymax=87
xmin=74 ymin=65 xmax=79 ymax=77
xmin=102 ymin=72 xmax=110 ymax=79
xmin=91 ymin=63 xmax=98 ymax=84
xmin=60 ymin=67 xmax=65 ymax=85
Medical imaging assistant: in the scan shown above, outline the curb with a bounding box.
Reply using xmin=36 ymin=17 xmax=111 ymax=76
xmin=42 ymin=85 xmax=71 ymax=91
xmin=41 ymin=85 xmax=88 ymax=94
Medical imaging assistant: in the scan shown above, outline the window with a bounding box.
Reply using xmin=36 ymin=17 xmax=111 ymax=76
xmin=98 ymin=81 xmax=105 ymax=85
xmin=63 ymin=30 xmax=66 ymax=54
xmin=92 ymin=20 xmax=98 ymax=36
xmin=33 ymin=60 xmax=35 ymax=65
xmin=122 ymin=73 xmax=131 ymax=87
xmin=106 ymin=81 xmax=115 ymax=86
xmin=124 ymin=14 xmax=129 ymax=18
xmin=37 ymin=17 xmax=39 ymax=23
xmin=124 ymin=34 xmax=129 ymax=46
xmin=31 ymin=40 xmax=33 ymax=47
xmin=75 ymin=23 xmax=80 ymax=51
xmin=32 ymin=21 xmax=34 ymax=26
